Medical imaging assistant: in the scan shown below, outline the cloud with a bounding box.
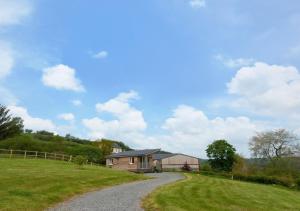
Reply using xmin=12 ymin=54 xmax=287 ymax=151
xmin=0 ymin=41 xmax=14 ymax=79
xmin=93 ymin=51 xmax=108 ymax=59
xmin=8 ymin=105 xmax=56 ymax=132
xmin=189 ymin=0 xmax=206 ymax=9
xmin=42 ymin=64 xmax=85 ymax=92
xmin=72 ymin=100 xmax=82 ymax=106
xmin=82 ymin=91 xmax=266 ymax=157
xmin=58 ymin=113 xmax=75 ymax=121
xmin=82 ymin=90 xmax=146 ymax=139
xmin=215 ymin=54 xmax=255 ymax=68
xmin=227 ymin=62 xmax=300 ymax=119
xmin=0 ymin=0 xmax=32 ymax=27
xmin=159 ymin=105 xmax=264 ymax=157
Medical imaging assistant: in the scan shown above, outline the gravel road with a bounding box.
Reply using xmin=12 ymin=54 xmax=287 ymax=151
xmin=48 ymin=172 xmax=184 ymax=211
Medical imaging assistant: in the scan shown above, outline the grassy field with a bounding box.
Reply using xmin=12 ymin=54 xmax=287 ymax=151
xmin=143 ymin=173 xmax=300 ymax=211
xmin=0 ymin=158 xmax=147 ymax=211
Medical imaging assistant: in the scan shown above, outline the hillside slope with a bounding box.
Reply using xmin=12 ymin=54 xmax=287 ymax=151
xmin=0 ymin=158 xmax=147 ymax=211
xmin=143 ymin=173 xmax=300 ymax=211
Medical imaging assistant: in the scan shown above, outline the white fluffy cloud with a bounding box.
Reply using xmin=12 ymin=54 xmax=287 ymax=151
xmin=8 ymin=105 xmax=56 ymax=132
xmin=227 ymin=62 xmax=300 ymax=119
xmin=93 ymin=51 xmax=108 ymax=59
xmin=215 ymin=54 xmax=255 ymax=68
xmin=72 ymin=100 xmax=82 ymax=106
xmin=189 ymin=0 xmax=206 ymax=9
xmin=0 ymin=41 xmax=14 ymax=79
xmin=159 ymin=105 xmax=263 ymax=157
xmin=82 ymin=90 xmax=146 ymax=139
xmin=58 ymin=113 xmax=75 ymax=121
xmin=0 ymin=0 xmax=32 ymax=26
xmin=82 ymin=91 xmax=264 ymax=157
xmin=42 ymin=64 xmax=85 ymax=92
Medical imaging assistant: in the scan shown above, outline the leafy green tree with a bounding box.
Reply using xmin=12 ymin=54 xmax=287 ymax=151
xmin=206 ymin=140 xmax=236 ymax=172
xmin=0 ymin=105 xmax=24 ymax=141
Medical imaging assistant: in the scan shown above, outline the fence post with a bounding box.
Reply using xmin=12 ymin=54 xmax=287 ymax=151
xmin=10 ymin=149 xmax=13 ymax=159
xmin=45 ymin=152 xmax=47 ymax=159
xmin=69 ymin=155 xmax=72 ymax=162
xmin=54 ymin=153 xmax=56 ymax=160
xmin=35 ymin=151 xmax=38 ymax=159
xmin=24 ymin=150 xmax=27 ymax=159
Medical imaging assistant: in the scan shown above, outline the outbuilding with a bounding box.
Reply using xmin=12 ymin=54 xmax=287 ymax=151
xmin=152 ymin=153 xmax=200 ymax=171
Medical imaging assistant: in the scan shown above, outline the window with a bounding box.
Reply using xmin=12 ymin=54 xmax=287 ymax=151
xmin=129 ymin=157 xmax=134 ymax=164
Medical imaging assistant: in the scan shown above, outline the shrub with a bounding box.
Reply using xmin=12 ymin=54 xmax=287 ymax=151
xmin=233 ymin=174 xmax=294 ymax=188
xmin=73 ymin=155 xmax=87 ymax=168
xmin=201 ymin=163 xmax=212 ymax=172
xmin=181 ymin=162 xmax=192 ymax=172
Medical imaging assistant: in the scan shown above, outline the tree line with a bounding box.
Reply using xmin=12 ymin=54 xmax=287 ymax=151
xmin=0 ymin=105 xmax=130 ymax=164
xmin=203 ymin=130 xmax=300 ymax=188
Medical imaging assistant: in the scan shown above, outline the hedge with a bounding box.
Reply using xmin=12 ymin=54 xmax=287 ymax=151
xmin=200 ymin=171 xmax=300 ymax=189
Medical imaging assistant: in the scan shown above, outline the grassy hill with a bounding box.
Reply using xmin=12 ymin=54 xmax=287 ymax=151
xmin=0 ymin=158 xmax=147 ymax=211
xmin=143 ymin=173 xmax=300 ymax=211
xmin=0 ymin=132 xmax=131 ymax=164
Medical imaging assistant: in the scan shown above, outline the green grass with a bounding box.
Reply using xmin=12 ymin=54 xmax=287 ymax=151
xmin=0 ymin=158 xmax=147 ymax=211
xmin=143 ymin=173 xmax=300 ymax=211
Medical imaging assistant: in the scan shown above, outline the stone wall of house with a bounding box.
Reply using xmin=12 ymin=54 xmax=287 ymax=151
xmin=106 ymin=155 xmax=154 ymax=172
xmin=109 ymin=157 xmax=138 ymax=171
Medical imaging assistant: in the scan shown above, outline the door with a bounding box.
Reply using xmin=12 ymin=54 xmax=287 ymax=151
xmin=138 ymin=156 xmax=149 ymax=169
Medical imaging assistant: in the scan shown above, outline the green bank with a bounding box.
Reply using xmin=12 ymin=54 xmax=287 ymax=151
xmin=0 ymin=158 xmax=147 ymax=211
xmin=143 ymin=173 xmax=300 ymax=211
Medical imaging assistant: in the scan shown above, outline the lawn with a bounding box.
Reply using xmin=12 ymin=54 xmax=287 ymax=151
xmin=0 ymin=158 xmax=147 ymax=211
xmin=143 ymin=173 xmax=300 ymax=211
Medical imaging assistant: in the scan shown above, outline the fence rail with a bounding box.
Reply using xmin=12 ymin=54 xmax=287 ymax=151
xmin=0 ymin=149 xmax=102 ymax=167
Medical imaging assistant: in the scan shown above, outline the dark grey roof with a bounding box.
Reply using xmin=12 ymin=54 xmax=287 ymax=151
xmin=106 ymin=149 xmax=161 ymax=158
xmin=152 ymin=153 xmax=174 ymax=160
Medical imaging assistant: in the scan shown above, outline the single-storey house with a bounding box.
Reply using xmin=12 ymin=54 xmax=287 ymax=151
xmin=106 ymin=148 xmax=200 ymax=172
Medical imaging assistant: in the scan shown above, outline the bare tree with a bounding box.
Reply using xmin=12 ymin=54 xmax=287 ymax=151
xmin=249 ymin=129 xmax=300 ymax=160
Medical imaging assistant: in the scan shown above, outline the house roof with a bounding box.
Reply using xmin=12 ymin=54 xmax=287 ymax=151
xmin=106 ymin=149 xmax=161 ymax=158
xmin=152 ymin=153 xmax=174 ymax=160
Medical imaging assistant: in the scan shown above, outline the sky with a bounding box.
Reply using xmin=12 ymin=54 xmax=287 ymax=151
xmin=1 ymin=0 xmax=300 ymax=158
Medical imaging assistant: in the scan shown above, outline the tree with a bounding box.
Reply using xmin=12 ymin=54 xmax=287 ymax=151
xmin=206 ymin=140 xmax=236 ymax=172
xmin=249 ymin=129 xmax=300 ymax=160
xmin=232 ymin=154 xmax=248 ymax=175
xmin=0 ymin=105 xmax=24 ymax=141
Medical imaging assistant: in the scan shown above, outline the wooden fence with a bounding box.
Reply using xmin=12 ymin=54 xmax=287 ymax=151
xmin=0 ymin=149 xmax=102 ymax=167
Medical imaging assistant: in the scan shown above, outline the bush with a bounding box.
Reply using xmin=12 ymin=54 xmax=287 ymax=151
xmin=181 ymin=162 xmax=192 ymax=172
xmin=201 ymin=163 xmax=212 ymax=172
xmin=233 ymin=174 xmax=294 ymax=188
xmin=73 ymin=155 xmax=87 ymax=167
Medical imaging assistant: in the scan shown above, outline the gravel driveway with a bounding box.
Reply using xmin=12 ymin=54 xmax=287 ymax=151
xmin=48 ymin=172 xmax=184 ymax=211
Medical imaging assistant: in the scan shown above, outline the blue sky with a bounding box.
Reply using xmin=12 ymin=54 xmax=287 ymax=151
xmin=1 ymin=0 xmax=300 ymax=158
